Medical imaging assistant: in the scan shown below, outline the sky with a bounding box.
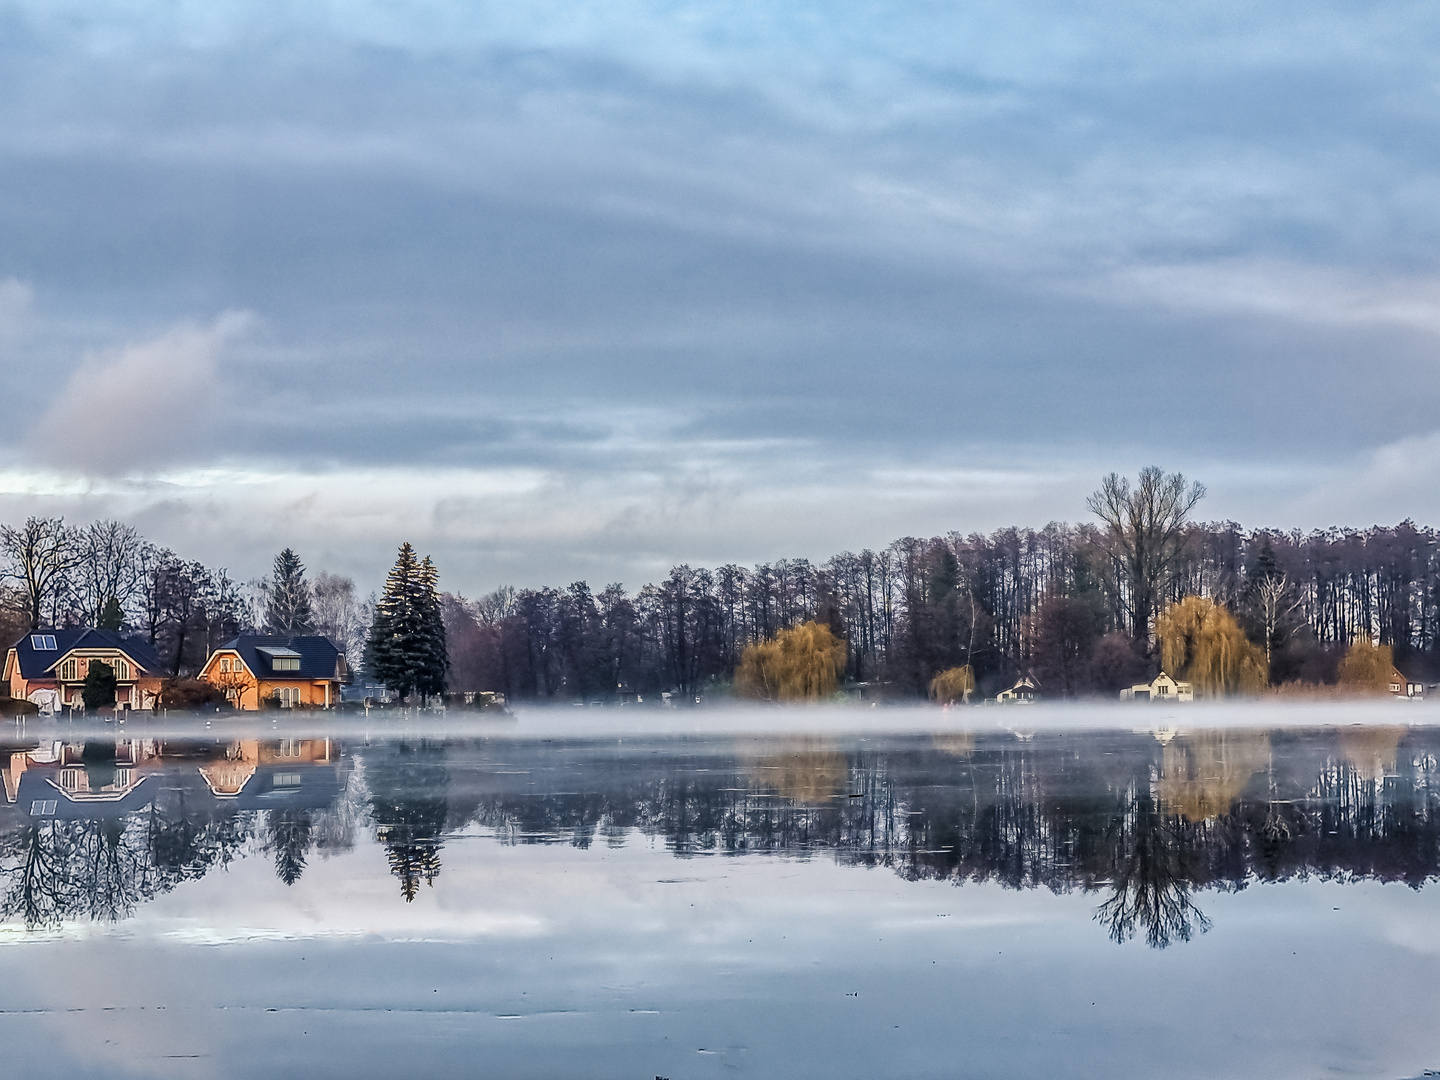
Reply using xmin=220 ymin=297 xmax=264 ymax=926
xmin=1 ymin=1 xmax=1439 ymax=595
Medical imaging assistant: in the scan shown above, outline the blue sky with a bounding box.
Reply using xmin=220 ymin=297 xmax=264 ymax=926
xmin=1 ymin=1 xmax=1438 ymax=593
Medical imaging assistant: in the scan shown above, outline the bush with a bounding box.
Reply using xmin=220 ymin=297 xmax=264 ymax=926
xmin=1337 ymin=641 xmax=1395 ymax=695
xmin=160 ymin=678 xmax=228 ymax=710
xmin=2 ymin=696 xmax=39 ymax=716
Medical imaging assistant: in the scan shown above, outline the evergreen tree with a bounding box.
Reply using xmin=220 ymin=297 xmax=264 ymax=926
xmin=81 ymin=660 xmax=117 ymax=711
xmin=265 ymin=548 xmax=314 ymax=633
xmin=97 ymin=595 xmax=125 ymax=630
xmin=365 ymin=543 xmax=448 ymax=702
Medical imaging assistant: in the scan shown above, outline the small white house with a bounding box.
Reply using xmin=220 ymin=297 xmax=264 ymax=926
xmin=996 ymin=676 xmax=1039 ymax=705
xmin=1120 ymin=673 xmax=1193 ymax=703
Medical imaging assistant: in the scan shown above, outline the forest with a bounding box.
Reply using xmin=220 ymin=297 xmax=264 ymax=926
xmin=7 ymin=469 xmax=1440 ymax=702
xmin=444 ymin=500 xmax=1440 ymax=700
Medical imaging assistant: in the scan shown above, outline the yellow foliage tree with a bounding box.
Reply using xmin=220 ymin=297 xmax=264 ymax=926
xmin=735 ymin=621 xmax=847 ymax=702
xmin=1154 ymin=595 xmax=1268 ymax=697
xmin=1337 ymin=640 xmax=1395 ymax=695
xmin=929 ymin=665 xmax=975 ymax=705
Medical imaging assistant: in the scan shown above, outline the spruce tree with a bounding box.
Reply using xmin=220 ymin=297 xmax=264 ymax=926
xmin=365 ymin=543 xmax=447 ymax=702
xmin=416 ymin=556 xmax=449 ymax=699
xmin=266 ymin=548 xmax=315 ymax=633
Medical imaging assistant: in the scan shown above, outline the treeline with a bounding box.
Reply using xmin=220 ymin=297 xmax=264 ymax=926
xmin=0 ymin=519 xmax=369 ymax=676
xmin=445 ymin=502 xmax=1440 ymax=701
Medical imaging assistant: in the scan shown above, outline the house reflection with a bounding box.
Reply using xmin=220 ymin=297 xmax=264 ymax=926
xmin=0 ymin=735 xmax=351 ymax=928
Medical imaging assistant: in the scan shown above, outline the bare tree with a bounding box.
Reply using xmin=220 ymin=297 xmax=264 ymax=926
xmin=313 ymin=571 xmax=367 ymax=660
xmin=1086 ymin=468 xmax=1206 ymax=651
xmin=73 ymin=520 xmax=144 ymax=626
xmin=0 ymin=517 xmax=79 ymax=630
xmin=1251 ymin=572 xmax=1302 ymax=677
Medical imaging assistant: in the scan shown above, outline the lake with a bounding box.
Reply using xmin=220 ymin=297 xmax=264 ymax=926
xmin=2 ymin=707 xmax=1439 ymax=1079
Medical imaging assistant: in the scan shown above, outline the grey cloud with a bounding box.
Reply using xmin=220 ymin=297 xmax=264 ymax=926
xmin=0 ymin=0 xmax=1438 ymax=583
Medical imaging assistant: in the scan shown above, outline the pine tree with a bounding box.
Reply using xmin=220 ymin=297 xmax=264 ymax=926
xmin=265 ymin=548 xmax=314 ymax=633
xmin=365 ymin=543 xmax=448 ymax=702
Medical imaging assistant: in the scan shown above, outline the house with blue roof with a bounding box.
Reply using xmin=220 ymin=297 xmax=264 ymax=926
xmin=4 ymin=629 xmax=166 ymax=713
xmin=199 ymin=635 xmax=348 ymax=710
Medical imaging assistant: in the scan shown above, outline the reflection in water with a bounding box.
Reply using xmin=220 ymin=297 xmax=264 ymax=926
xmin=2 ymin=726 xmax=1440 ymax=945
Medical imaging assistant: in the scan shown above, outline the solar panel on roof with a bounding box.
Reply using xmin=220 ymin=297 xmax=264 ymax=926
xmin=30 ymin=634 xmax=56 ymax=650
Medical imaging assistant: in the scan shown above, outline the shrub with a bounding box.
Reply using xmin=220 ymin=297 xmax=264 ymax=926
xmin=160 ymin=678 xmax=228 ymax=710
xmin=1337 ymin=640 xmax=1395 ymax=695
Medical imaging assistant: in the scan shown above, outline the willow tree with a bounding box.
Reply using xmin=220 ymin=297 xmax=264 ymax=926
xmin=929 ymin=665 xmax=975 ymax=705
xmin=1155 ymin=596 xmax=1267 ymax=697
xmin=735 ymin=621 xmax=846 ymax=702
xmin=1087 ymin=468 xmax=1206 ymax=651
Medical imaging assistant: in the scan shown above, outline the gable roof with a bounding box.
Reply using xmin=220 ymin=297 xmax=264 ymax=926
xmin=7 ymin=628 xmax=163 ymax=681
xmin=212 ymin=635 xmax=343 ymax=681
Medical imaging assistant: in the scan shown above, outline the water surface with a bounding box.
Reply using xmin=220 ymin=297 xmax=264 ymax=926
xmin=3 ymin=712 xmax=1439 ymax=1078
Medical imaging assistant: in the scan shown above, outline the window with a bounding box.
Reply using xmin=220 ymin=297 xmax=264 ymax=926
xmin=30 ymin=800 xmax=57 ymax=816
xmin=1158 ymin=684 xmax=1169 ymax=695
xmin=273 ymin=657 xmax=300 ymax=672
xmin=272 ymin=772 xmax=302 ymax=788
xmin=276 ymin=686 xmax=301 ymax=707
xmin=219 ymin=657 xmax=231 ymax=673
xmin=59 ymin=658 xmax=77 ymax=681
xmin=30 ymin=634 xmax=57 ymax=650
xmin=113 ymin=658 xmax=130 ymax=681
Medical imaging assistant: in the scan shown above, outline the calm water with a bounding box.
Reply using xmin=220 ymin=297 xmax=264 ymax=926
xmin=3 ymin=711 xmax=1440 ymax=1079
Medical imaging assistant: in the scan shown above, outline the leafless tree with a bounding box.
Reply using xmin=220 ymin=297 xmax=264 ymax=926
xmin=1252 ymin=572 xmax=1303 ymax=676
xmin=313 ymin=571 xmax=367 ymax=660
xmin=73 ymin=520 xmax=144 ymax=626
xmin=1087 ymin=468 xmax=1206 ymax=650
xmin=0 ymin=517 xmax=79 ymax=630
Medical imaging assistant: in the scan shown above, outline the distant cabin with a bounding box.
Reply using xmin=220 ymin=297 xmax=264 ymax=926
xmin=996 ymin=676 xmax=1040 ymax=705
xmin=199 ymin=635 xmax=347 ymax=710
xmin=3 ymin=629 xmax=165 ymax=713
xmin=1121 ymin=673 xmax=1194 ymax=703
xmin=1389 ymin=666 xmax=1424 ymax=699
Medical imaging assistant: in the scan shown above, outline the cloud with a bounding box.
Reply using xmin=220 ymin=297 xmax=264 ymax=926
xmin=31 ymin=312 xmax=252 ymax=476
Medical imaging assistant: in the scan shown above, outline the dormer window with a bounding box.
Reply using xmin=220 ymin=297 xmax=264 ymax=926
xmin=258 ymin=646 xmax=303 ymax=672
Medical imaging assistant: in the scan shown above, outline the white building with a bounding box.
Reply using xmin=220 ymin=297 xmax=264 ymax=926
xmin=1120 ymin=673 xmax=1193 ymax=703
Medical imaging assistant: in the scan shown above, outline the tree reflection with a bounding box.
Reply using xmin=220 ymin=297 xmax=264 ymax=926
xmin=1095 ymin=791 xmax=1211 ymax=948
xmin=367 ymin=740 xmax=449 ymax=901
xmin=3 ymin=727 xmax=1440 ymax=944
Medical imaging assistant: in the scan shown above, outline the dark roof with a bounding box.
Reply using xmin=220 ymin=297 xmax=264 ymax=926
xmin=7 ymin=628 xmax=163 ymax=680
xmin=218 ymin=635 xmax=343 ymax=681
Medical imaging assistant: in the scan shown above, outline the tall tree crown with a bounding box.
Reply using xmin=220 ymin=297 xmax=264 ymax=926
xmin=265 ymin=548 xmax=314 ymax=633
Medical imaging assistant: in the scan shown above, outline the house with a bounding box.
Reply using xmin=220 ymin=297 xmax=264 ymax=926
xmin=996 ymin=675 xmax=1040 ymax=705
xmin=1121 ymin=672 xmax=1194 ymax=703
xmin=3 ymin=629 xmax=165 ymax=713
xmin=198 ymin=635 xmax=347 ymax=710
xmin=1386 ymin=665 xmax=1424 ymax=699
